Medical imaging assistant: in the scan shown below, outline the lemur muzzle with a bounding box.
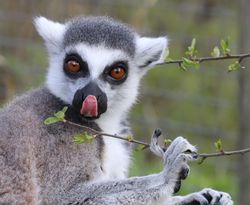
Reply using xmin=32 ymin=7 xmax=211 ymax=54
xmin=72 ymin=82 xmax=108 ymax=119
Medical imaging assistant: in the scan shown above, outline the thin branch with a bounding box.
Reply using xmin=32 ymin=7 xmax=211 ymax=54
xmin=156 ymin=53 xmax=250 ymax=66
xmin=198 ymin=148 xmax=250 ymax=158
xmin=64 ymin=119 xmax=150 ymax=147
xmin=63 ymin=119 xmax=250 ymax=160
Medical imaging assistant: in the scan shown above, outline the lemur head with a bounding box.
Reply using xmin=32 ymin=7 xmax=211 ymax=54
xmin=34 ymin=16 xmax=167 ymax=122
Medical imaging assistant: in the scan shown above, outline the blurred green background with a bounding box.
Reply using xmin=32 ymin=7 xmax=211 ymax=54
xmin=0 ymin=0 xmax=243 ymax=204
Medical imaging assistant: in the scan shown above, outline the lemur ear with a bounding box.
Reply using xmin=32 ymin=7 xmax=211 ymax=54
xmin=135 ymin=37 xmax=168 ymax=70
xmin=34 ymin=16 xmax=65 ymax=53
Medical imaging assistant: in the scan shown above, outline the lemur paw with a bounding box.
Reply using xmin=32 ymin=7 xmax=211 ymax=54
xmin=150 ymin=129 xmax=197 ymax=193
xmin=183 ymin=188 xmax=233 ymax=205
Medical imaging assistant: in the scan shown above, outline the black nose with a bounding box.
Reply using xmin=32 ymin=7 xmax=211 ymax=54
xmin=72 ymin=82 xmax=108 ymax=119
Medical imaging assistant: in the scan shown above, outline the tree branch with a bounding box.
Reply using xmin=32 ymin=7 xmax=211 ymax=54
xmin=63 ymin=119 xmax=250 ymax=161
xmin=156 ymin=53 xmax=250 ymax=66
xmin=65 ymin=120 xmax=150 ymax=147
xmin=198 ymin=148 xmax=250 ymax=158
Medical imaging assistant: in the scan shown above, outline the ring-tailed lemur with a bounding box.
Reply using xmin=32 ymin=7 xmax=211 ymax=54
xmin=0 ymin=16 xmax=233 ymax=205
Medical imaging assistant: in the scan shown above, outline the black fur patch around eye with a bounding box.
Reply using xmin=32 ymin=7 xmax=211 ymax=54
xmin=63 ymin=53 xmax=89 ymax=79
xmin=102 ymin=61 xmax=129 ymax=85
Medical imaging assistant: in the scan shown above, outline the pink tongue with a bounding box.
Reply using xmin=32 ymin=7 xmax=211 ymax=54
xmin=80 ymin=95 xmax=98 ymax=117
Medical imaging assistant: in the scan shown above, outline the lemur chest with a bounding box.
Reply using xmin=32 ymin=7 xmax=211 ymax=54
xmin=101 ymin=137 xmax=131 ymax=180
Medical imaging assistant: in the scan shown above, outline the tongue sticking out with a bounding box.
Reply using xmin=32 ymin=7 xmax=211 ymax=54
xmin=80 ymin=95 xmax=98 ymax=117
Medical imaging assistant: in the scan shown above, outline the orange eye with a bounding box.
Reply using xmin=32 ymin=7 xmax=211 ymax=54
xmin=109 ymin=67 xmax=126 ymax=80
xmin=66 ymin=60 xmax=80 ymax=73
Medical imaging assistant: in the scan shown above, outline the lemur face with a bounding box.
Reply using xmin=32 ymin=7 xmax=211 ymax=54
xmin=34 ymin=16 xmax=167 ymax=121
xmin=59 ymin=44 xmax=133 ymax=121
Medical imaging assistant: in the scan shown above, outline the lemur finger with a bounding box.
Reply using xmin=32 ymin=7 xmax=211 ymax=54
xmin=201 ymin=189 xmax=233 ymax=205
xmin=164 ymin=136 xmax=184 ymax=159
xmin=164 ymin=137 xmax=197 ymax=166
xmin=150 ymin=128 xmax=165 ymax=158
xmin=179 ymin=165 xmax=189 ymax=180
xmin=173 ymin=165 xmax=189 ymax=193
xmin=201 ymin=188 xmax=221 ymax=204
xmin=173 ymin=179 xmax=182 ymax=193
xmin=213 ymin=193 xmax=233 ymax=205
xmin=176 ymin=192 xmax=210 ymax=205
xmin=219 ymin=192 xmax=233 ymax=205
xmin=202 ymin=192 xmax=213 ymax=203
xmin=164 ymin=154 xmax=191 ymax=193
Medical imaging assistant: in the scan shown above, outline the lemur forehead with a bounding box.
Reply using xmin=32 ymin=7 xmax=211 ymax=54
xmin=63 ymin=16 xmax=136 ymax=57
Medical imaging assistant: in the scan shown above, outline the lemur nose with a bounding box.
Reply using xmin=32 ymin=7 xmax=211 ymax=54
xmin=72 ymin=82 xmax=108 ymax=119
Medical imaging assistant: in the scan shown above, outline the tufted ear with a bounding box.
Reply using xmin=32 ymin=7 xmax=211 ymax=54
xmin=34 ymin=16 xmax=65 ymax=54
xmin=135 ymin=37 xmax=168 ymax=70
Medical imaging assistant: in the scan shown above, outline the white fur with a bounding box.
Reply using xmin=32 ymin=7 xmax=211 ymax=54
xmin=34 ymin=17 xmax=65 ymax=54
xmin=45 ymin=43 xmax=140 ymax=180
xmin=36 ymin=14 xmax=170 ymax=193
xmin=101 ymin=138 xmax=131 ymax=180
xmin=43 ymin=38 xmax=167 ymax=182
xmin=135 ymin=36 xmax=168 ymax=72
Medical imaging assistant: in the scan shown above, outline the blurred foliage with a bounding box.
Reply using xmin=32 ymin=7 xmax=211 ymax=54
xmin=0 ymin=0 xmax=240 ymax=202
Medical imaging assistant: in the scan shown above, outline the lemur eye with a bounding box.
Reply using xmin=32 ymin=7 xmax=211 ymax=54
xmin=66 ymin=60 xmax=81 ymax=73
xmin=109 ymin=67 xmax=126 ymax=80
xmin=63 ymin=53 xmax=89 ymax=78
xmin=103 ymin=61 xmax=128 ymax=85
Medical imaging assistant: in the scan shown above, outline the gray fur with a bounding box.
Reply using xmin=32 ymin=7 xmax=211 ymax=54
xmin=0 ymin=92 xmax=233 ymax=205
xmin=0 ymin=87 xmax=105 ymax=204
xmin=0 ymin=16 xmax=233 ymax=205
xmin=63 ymin=16 xmax=136 ymax=57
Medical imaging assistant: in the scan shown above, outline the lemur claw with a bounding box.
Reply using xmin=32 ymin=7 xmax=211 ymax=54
xmin=150 ymin=129 xmax=165 ymax=157
xmin=154 ymin=128 xmax=162 ymax=138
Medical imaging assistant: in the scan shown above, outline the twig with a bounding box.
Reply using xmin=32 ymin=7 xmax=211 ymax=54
xmin=64 ymin=120 xmax=150 ymax=148
xmin=63 ymin=119 xmax=250 ymax=160
xmin=156 ymin=53 xmax=250 ymax=66
xmin=198 ymin=148 xmax=250 ymax=158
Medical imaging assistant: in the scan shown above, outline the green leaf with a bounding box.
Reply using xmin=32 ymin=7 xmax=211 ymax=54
xmin=44 ymin=116 xmax=60 ymax=125
xmin=61 ymin=106 xmax=68 ymax=114
xmin=73 ymin=132 xmax=95 ymax=144
xmin=185 ymin=38 xmax=198 ymax=57
xmin=164 ymin=139 xmax=172 ymax=147
xmin=164 ymin=48 xmax=174 ymax=62
xmin=182 ymin=57 xmax=200 ymax=69
xmin=54 ymin=106 xmax=68 ymax=120
xmin=211 ymin=46 xmax=220 ymax=57
xmin=127 ymin=135 xmax=134 ymax=142
xmin=164 ymin=48 xmax=170 ymax=60
xmin=44 ymin=107 xmax=68 ymax=125
xmin=190 ymin=38 xmax=196 ymax=50
xmin=228 ymin=61 xmax=242 ymax=72
xmin=197 ymin=156 xmax=206 ymax=165
xmin=214 ymin=139 xmax=223 ymax=152
xmin=73 ymin=134 xmax=86 ymax=144
xmin=135 ymin=144 xmax=146 ymax=152
xmin=180 ymin=63 xmax=187 ymax=71
xmin=86 ymin=134 xmax=95 ymax=140
xmin=220 ymin=38 xmax=231 ymax=55
xmin=54 ymin=111 xmax=65 ymax=120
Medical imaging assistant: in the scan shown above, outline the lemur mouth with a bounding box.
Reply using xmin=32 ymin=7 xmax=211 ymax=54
xmin=80 ymin=95 xmax=99 ymax=118
xmin=71 ymin=82 xmax=108 ymax=122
